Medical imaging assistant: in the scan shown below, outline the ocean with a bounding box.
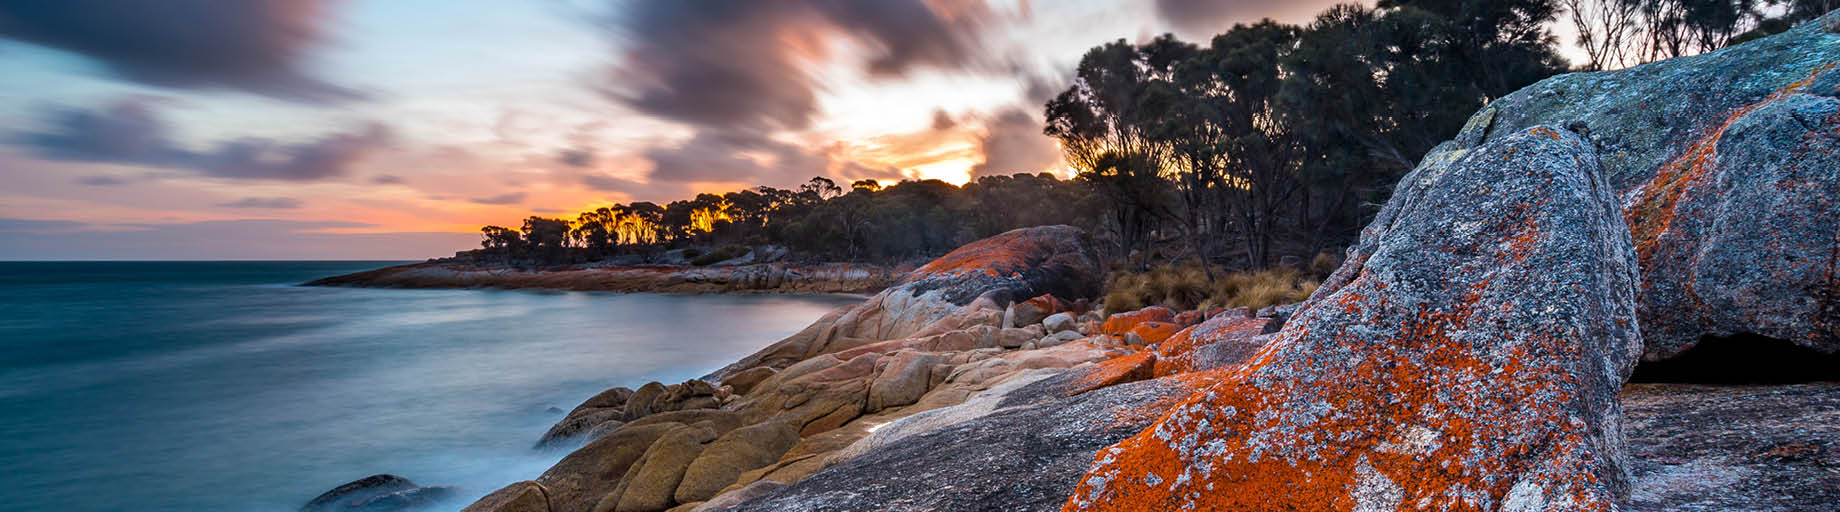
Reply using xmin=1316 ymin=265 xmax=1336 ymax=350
xmin=0 ymin=261 xmax=861 ymax=511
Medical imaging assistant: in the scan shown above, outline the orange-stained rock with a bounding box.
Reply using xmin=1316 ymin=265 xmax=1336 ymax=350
xmin=707 ymin=226 xmax=1101 ymax=379
xmin=1065 ymin=352 xmax=1157 ymax=396
xmin=1124 ymin=322 xmax=1183 ymax=346
xmin=1149 ymin=315 xmax=1271 ymax=378
xmin=1099 ymin=307 xmax=1174 ymax=336
xmin=1170 ymin=311 xmax=1204 ymax=326
xmin=1064 ymin=126 xmax=1642 ymax=512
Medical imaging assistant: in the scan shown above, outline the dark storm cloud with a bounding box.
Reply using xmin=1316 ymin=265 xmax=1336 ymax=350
xmin=13 ymin=99 xmax=391 ymax=182
xmin=469 ymin=192 xmax=526 ymax=205
xmin=611 ymin=0 xmax=993 ymax=133
xmin=969 ymin=108 xmax=1061 ymax=178
xmin=1153 ymin=0 xmax=1337 ymax=34
xmin=216 ymin=197 xmax=303 ymax=209
xmin=0 ymin=0 xmax=361 ymax=103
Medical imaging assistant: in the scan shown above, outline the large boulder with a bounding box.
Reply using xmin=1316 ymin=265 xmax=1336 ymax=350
xmin=706 ymin=226 xmax=1101 ymax=380
xmin=1064 ymin=126 xmax=1643 ymax=510
xmin=1451 ymin=13 xmax=1840 ymax=357
xmin=601 ymin=426 xmax=712 ymax=512
xmin=537 ymin=423 xmax=681 ymax=512
xmin=673 ymin=421 xmax=802 ymax=503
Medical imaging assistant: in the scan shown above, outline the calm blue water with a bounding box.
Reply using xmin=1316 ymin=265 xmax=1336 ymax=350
xmin=0 ymin=262 xmax=860 ymax=511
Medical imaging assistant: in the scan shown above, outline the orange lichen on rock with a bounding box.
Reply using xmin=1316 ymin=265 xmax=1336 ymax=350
xmin=1626 ymin=62 xmax=1837 ymax=265
xmin=1021 ymin=294 xmax=1068 ymax=315
xmin=911 ymin=226 xmax=1069 ymax=279
xmin=1126 ymin=321 xmax=1184 ymax=345
xmin=1149 ymin=315 xmax=1271 ymax=377
xmin=1067 ymin=351 xmax=1157 ymax=396
xmin=1100 ymin=306 xmax=1175 ymax=336
xmin=1064 ymin=126 xmax=1641 ymax=512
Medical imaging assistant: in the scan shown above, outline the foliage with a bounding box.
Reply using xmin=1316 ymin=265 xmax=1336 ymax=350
xmin=1046 ymin=0 xmax=1567 ymax=271
xmin=469 ymin=173 xmax=1099 ymax=267
xmin=1565 ymin=0 xmax=1832 ymax=69
xmin=1102 ymin=261 xmax=1326 ymax=315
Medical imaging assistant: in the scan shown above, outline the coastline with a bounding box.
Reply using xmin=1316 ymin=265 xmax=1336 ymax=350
xmin=302 ymin=261 xmax=906 ymax=295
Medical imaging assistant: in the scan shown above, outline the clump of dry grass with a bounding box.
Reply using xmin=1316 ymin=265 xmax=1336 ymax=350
xmin=1103 ymin=260 xmax=1325 ymax=315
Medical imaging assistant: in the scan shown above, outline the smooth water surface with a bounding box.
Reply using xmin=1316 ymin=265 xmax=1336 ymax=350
xmin=0 ymin=261 xmax=860 ymax=511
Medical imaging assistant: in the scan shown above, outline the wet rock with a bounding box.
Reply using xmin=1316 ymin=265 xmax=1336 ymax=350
xmin=461 ymin=481 xmax=552 ymax=512
xmin=348 ymin=486 xmax=460 ymax=512
xmin=1065 ymin=126 xmax=1642 ymax=510
xmin=302 ymin=474 xmax=420 ymax=512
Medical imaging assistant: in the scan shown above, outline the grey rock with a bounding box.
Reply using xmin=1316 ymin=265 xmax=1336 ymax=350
xmin=717 ymin=377 xmax=1195 ymax=512
xmin=1624 ymin=383 xmax=1840 ymax=511
xmin=1444 ymin=14 xmax=1840 ymax=357
xmin=1038 ymin=330 xmax=1084 ymax=348
xmin=1065 ymin=126 xmax=1642 ymax=509
xmin=1042 ymin=312 xmax=1078 ymax=334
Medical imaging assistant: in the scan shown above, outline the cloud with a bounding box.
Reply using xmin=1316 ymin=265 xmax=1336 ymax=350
xmin=593 ymin=0 xmax=1003 ymax=190
xmin=969 ymin=109 xmax=1063 ymax=178
xmin=470 ymin=192 xmax=526 ymax=205
xmin=0 ymin=218 xmax=476 ymax=260
xmin=1152 ymin=0 xmax=1338 ymax=35
xmin=12 ymin=98 xmax=391 ymax=181
xmin=76 ymin=175 xmax=128 ymax=186
xmin=217 ymin=197 xmax=303 ymax=209
xmin=0 ymin=0 xmax=362 ymax=103
xmin=557 ymin=148 xmax=595 ymax=168
xmin=932 ymin=109 xmax=957 ymax=131
xmin=608 ymin=0 xmax=994 ymax=133
xmin=370 ymin=174 xmax=404 ymax=184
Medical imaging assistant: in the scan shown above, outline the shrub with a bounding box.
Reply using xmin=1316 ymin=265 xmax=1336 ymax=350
xmin=691 ymin=245 xmax=752 ymax=266
xmin=1102 ymin=262 xmax=1320 ymax=315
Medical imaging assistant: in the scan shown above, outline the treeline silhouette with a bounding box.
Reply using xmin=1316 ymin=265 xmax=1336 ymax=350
xmin=473 ymin=0 xmax=1820 ymax=270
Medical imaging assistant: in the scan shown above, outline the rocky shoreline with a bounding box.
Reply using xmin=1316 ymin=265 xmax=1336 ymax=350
xmin=306 ymin=15 xmax=1840 ymax=512
xmin=303 ymin=262 xmax=904 ymax=295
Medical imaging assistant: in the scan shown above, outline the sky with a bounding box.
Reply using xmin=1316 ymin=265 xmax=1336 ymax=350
xmin=0 ymin=0 xmax=1391 ymax=260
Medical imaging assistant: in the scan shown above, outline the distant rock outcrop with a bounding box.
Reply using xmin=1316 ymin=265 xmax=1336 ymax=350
xmin=304 ymin=262 xmax=901 ymax=294
xmin=1456 ymin=13 xmax=1840 ymax=358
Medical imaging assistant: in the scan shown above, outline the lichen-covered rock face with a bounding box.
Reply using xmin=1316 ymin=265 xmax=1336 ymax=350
xmin=1448 ymin=14 xmax=1840 ymax=357
xmin=706 ymin=225 xmax=1100 ymax=380
xmin=1065 ymin=127 xmax=1643 ymax=511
